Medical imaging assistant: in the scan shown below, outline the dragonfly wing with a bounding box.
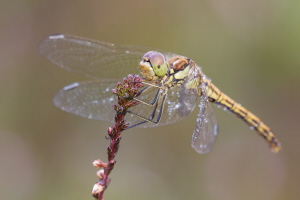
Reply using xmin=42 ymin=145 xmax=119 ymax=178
xmin=159 ymin=83 xmax=198 ymax=125
xmin=135 ymin=85 xmax=198 ymax=127
xmin=53 ymin=80 xmax=177 ymax=128
xmin=39 ymin=34 xmax=176 ymax=79
xmin=54 ymin=80 xmax=118 ymax=123
xmin=191 ymin=90 xmax=219 ymax=154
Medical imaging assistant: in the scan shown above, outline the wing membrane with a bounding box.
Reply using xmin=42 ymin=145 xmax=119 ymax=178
xmin=191 ymin=83 xmax=219 ymax=154
xmin=54 ymin=80 xmax=199 ymax=128
xmin=39 ymin=34 xmax=175 ymax=80
xmin=53 ymin=80 xmax=117 ymax=122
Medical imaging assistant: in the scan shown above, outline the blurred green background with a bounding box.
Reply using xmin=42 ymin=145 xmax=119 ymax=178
xmin=1 ymin=0 xmax=299 ymax=200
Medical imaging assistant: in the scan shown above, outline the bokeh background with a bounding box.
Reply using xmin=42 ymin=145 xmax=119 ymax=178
xmin=1 ymin=1 xmax=299 ymax=200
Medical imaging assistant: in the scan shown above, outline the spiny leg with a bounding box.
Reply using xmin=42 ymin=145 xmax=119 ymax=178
xmin=124 ymin=81 xmax=163 ymax=106
xmin=133 ymin=85 xmax=161 ymax=106
xmin=124 ymin=89 xmax=168 ymax=129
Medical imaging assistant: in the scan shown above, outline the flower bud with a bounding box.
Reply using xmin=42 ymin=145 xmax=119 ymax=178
xmin=93 ymin=159 xmax=107 ymax=168
xmin=96 ymin=168 xmax=105 ymax=179
xmin=92 ymin=182 xmax=104 ymax=194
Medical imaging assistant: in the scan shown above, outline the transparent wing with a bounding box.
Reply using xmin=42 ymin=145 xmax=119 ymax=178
xmin=191 ymin=80 xmax=219 ymax=154
xmin=129 ymin=82 xmax=198 ymax=127
xmin=54 ymin=80 xmax=198 ymax=128
xmin=39 ymin=34 xmax=176 ymax=79
xmin=53 ymin=80 xmax=118 ymax=122
xmin=160 ymin=82 xmax=198 ymax=124
xmin=54 ymin=80 xmax=158 ymax=127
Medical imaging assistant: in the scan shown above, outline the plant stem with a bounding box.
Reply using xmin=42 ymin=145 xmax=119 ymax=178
xmin=93 ymin=74 xmax=143 ymax=200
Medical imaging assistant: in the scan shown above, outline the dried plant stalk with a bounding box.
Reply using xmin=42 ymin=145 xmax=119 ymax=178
xmin=92 ymin=74 xmax=143 ymax=200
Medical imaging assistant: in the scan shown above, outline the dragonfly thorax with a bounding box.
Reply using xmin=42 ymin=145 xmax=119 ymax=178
xmin=139 ymin=51 xmax=168 ymax=81
xmin=162 ymin=56 xmax=198 ymax=89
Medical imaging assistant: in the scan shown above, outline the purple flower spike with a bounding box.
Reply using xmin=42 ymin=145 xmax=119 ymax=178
xmin=93 ymin=74 xmax=143 ymax=200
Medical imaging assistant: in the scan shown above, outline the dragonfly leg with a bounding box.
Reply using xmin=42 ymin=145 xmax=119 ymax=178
xmin=121 ymin=84 xmax=161 ymax=106
xmin=126 ymin=120 xmax=148 ymax=129
xmin=133 ymin=84 xmax=165 ymax=106
xmin=122 ymin=89 xmax=168 ymax=128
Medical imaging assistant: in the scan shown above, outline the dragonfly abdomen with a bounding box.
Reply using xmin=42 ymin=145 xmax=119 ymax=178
xmin=203 ymin=79 xmax=281 ymax=152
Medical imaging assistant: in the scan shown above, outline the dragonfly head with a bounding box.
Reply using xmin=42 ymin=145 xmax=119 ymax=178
xmin=139 ymin=51 xmax=168 ymax=81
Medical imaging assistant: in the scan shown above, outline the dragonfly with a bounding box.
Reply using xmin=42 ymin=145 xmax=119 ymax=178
xmin=39 ymin=34 xmax=281 ymax=154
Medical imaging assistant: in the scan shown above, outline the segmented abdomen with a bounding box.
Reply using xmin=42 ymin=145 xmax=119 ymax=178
xmin=203 ymin=79 xmax=281 ymax=152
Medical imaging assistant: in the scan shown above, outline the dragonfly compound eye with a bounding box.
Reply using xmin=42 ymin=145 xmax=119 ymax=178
xmin=148 ymin=52 xmax=168 ymax=77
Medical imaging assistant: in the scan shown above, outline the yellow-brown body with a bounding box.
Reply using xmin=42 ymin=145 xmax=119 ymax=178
xmin=140 ymin=54 xmax=281 ymax=152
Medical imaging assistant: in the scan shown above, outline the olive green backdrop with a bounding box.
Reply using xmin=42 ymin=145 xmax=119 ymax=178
xmin=1 ymin=1 xmax=299 ymax=200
